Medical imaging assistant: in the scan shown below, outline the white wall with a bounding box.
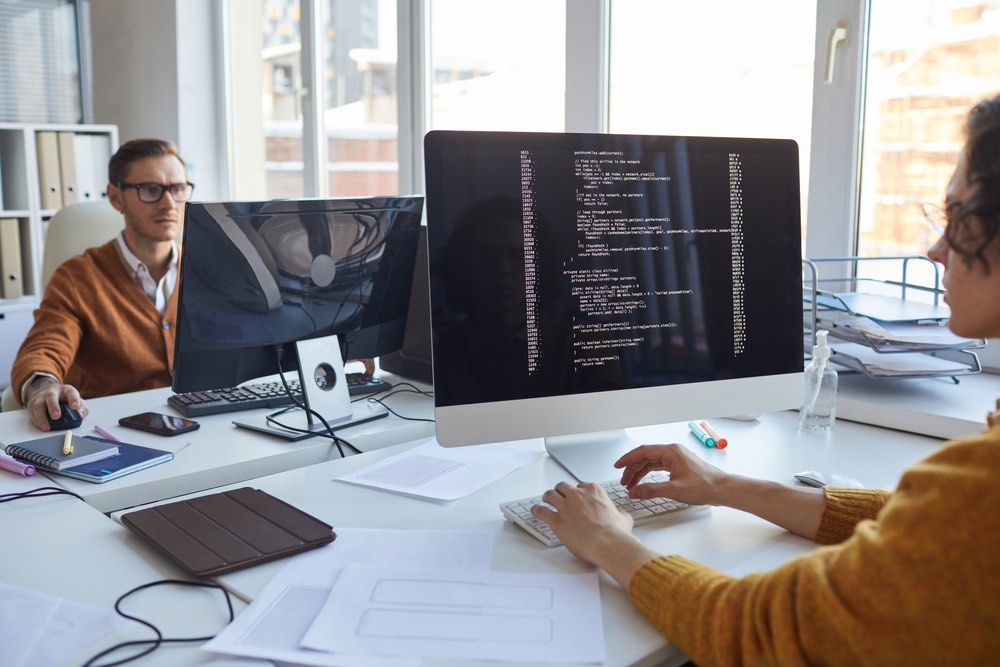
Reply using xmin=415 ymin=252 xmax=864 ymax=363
xmin=90 ymin=0 xmax=227 ymax=199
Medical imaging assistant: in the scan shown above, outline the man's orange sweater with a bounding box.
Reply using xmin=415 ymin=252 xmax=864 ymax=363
xmin=628 ymin=411 xmax=1000 ymax=666
xmin=11 ymin=240 xmax=177 ymax=403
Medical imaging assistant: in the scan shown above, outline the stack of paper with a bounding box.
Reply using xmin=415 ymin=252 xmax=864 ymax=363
xmin=204 ymin=528 xmax=606 ymax=665
xmin=824 ymin=315 xmax=982 ymax=352
xmin=0 ymin=582 xmax=124 ymax=667
xmin=830 ymin=341 xmax=974 ymax=377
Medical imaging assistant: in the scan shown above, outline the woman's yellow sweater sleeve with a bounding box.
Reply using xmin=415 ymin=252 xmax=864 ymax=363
xmin=628 ymin=429 xmax=1000 ymax=666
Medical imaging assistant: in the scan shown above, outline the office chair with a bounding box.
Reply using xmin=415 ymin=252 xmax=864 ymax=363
xmin=1 ymin=200 xmax=123 ymax=412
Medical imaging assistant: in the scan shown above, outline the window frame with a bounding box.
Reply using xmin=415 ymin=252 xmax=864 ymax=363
xmin=804 ymin=0 xmax=869 ymax=264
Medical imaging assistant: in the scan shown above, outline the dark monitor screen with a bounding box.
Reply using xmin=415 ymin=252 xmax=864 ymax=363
xmin=172 ymin=196 xmax=424 ymax=393
xmin=424 ymin=130 xmax=803 ymax=467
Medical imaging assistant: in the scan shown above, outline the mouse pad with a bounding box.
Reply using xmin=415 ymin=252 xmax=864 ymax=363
xmin=121 ymin=487 xmax=336 ymax=577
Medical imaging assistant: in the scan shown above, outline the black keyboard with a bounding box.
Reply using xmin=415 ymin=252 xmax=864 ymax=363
xmin=168 ymin=375 xmax=390 ymax=418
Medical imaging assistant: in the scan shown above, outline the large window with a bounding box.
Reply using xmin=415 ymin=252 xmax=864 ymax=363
xmin=856 ymin=0 xmax=1000 ymax=264
xmin=428 ymin=0 xmax=566 ymax=131
xmin=255 ymin=0 xmax=399 ymax=198
xmin=234 ymin=1 xmax=998 ymax=264
xmin=247 ymin=0 xmax=567 ymax=200
xmin=608 ymin=0 xmax=816 ymax=240
xmin=221 ymin=0 xmax=999 ymax=363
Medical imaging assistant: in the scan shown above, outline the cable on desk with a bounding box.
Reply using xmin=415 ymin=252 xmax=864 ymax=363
xmin=363 ymin=382 xmax=436 ymax=423
xmin=0 ymin=486 xmax=84 ymax=504
xmin=270 ymin=345 xmax=348 ymax=458
xmin=263 ymin=407 xmax=355 ymax=452
xmin=82 ymin=579 xmax=235 ymax=667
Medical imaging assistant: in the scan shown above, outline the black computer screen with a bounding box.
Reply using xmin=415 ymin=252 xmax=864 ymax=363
xmin=424 ymin=131 xmax=803 ymax=408
xmin=172 ymin=196 xmax=423 ymax=393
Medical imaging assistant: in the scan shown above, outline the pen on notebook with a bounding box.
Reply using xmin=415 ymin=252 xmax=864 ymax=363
xmin=62 ymin=430 xmax=74 ymax=455
xmin=92 ymin=425 xmax=121 ymax=442
xmin=0 ymin=453 xmax=35 ymax=477
xmin=174 ymin=441 xmax=192 ymax=455
xmin=687 ymin=420 xmax=716 ymax=448
xmin=699 ymin=420 xmax=728 ymax=449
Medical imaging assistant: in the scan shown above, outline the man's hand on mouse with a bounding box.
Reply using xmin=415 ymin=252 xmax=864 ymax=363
xmin=23 ymin=376 xmax=89 ymax=432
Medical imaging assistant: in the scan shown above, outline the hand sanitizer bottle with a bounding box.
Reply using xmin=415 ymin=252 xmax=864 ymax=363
xmin=800 ymin=330 xmax=838 ymax=431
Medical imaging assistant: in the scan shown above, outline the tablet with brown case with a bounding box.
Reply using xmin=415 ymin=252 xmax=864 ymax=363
xmin=121 ymin=487 xmax=336 ymax=577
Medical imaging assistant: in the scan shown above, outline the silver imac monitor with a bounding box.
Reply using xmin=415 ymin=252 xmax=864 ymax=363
xmin=423 ymin=131 xmax=804 ymax=481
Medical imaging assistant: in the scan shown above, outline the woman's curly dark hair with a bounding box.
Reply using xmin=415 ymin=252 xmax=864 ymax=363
xmin=948 ymin=94 xmax=1000 ymax=271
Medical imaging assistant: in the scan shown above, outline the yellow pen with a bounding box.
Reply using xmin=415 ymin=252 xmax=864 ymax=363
xmin=62 ymin=430 xmax=74 ymax=455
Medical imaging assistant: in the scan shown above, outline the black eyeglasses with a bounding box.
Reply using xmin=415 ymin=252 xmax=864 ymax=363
xmin=117 ymin=181 xmax=195 ymax=203
xmin=920 ymin=200 xmax=963 ymax=235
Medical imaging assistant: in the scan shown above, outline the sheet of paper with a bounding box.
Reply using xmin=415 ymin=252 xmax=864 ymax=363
xmin=1 ymin=595 xmax=57 ymax=667
xmin=301 ymin=564 xmax=605 ymax=664
xmin=203 ymin=527 xmax=494 ymax=666
xmin=0 ymin=582 xmax=124 ymax=667
xmin=334 ymin=437 xmax=544 ymax=501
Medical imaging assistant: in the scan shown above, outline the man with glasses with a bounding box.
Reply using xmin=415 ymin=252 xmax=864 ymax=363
xmin=10 ymin=138 xmax=195 ymax=431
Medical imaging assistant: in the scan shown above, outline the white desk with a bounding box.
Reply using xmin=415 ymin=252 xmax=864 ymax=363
xmin=0 ymin=375 xmax=434 ymax=513
xmin=0 ymin=475 xmax=252 ymax=667
xmin=837 ymin=370 xmax=999 ymax=439
xmin=121 ymin=410 xmax=943 ymax=667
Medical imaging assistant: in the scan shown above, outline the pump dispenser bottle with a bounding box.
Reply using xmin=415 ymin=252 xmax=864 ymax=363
xmin=800 ymin=330 xmax=838 ymax=431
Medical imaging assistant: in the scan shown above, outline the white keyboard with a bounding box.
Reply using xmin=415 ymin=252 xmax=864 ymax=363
xmin=500 ymin=472 xmax=708 ymax=547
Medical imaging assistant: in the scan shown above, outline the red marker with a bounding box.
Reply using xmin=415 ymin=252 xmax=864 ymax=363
xmin=700 ymin=421 xmax=728 ymax=449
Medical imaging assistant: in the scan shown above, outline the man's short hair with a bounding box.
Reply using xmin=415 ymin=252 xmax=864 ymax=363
xmin=108 ymin=138 xmax=186 ymax=184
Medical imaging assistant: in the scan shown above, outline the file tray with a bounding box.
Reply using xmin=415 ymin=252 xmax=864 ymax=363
xmin=121 ymin=487 xmax=336 ymax=577
xmin=802 ymin=255 xmax=983 ymax=381
xmin=805 ymin=292 xmax=950 ymax=322
xmin=829 ymin=341 xmax=982 ymax=380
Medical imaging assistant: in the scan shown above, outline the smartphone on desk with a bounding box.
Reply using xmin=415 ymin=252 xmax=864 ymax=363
xmin=118 ymin=411 xmax=200 ymax=437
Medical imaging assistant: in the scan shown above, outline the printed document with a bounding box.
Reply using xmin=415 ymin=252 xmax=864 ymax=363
xmin=301 ymin=564 xmax=605 ymax=664
xmin=334 ymin=437 xmax=544 ymax=501
xmin=203 ymin=527 xmax=493 ymax=666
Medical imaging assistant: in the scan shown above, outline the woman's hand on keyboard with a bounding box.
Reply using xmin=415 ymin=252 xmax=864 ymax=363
xmin=531 ymin=481 xmax=657 ymax=587
xmin=615 ymin=443 xmax=728 ymax=507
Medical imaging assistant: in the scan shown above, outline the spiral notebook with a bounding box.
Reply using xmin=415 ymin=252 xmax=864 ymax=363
xmin=4 ymin=433 xmax=119 ymax=471
xmin=4 ymin=435 xmax=172 ymax=483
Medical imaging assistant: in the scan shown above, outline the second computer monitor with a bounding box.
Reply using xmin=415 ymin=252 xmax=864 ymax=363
xmin=424 ymin=131 xmax=804 ymax=480
xmin=172 ymin=195 xmax=424 ymax=394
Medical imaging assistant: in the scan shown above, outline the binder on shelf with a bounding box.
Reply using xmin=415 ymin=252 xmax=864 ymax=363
xmin=74 ymin=134 xmax=110 ymax=201
xmin=57 ymin=132 xmax=79 ymax=205
xmin=35 ymin=131 xmax=63 ymax=210
xmin=0 ymin=217 xmax=23 ymax=299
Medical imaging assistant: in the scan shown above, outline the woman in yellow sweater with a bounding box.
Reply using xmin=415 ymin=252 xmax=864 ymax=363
xmin=533 ymin=96 xmax=1000 ymax=665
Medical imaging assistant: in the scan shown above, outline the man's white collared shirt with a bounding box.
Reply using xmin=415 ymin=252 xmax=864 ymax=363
xmin=115 ymin=231 xmax=178 ymax=314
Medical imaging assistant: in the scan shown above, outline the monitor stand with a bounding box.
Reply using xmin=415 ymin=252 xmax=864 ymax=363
xmin=544 ymin=430 xmax=639 ymax=483
xmin=233 ymin=335 xmax=388 ymax=441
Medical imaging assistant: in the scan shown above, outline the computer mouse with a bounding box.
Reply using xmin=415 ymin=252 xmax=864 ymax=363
xmin=794 ymin=470 xmax=865 ymax=489
xmin=48 ymin=401 xmax=83 ymax=430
